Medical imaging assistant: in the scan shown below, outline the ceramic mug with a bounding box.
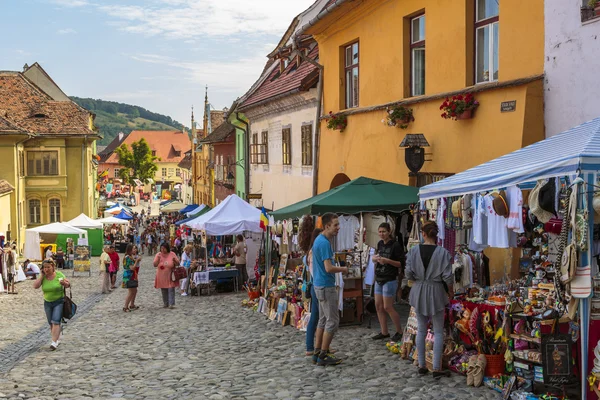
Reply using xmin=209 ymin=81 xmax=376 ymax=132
xmin=535 ymin=269 xmax=546 ymax=280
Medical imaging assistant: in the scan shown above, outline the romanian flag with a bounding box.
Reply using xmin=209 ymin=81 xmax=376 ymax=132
xmin=260 ymin=207 xmax=269 ymax=231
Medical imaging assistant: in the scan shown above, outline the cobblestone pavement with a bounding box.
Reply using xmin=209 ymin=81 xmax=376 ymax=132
xmin=0 ymin=256 xmax=501 ymax=400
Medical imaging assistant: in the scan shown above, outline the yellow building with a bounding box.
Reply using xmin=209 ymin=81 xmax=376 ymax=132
xmin=0 ymin=63 xmax=99 ymax=248
xmin=302 ymin=0 xmax=545 ymax=191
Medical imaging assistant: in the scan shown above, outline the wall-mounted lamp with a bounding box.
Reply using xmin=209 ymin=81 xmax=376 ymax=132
xmin=399 ymin=134 xmax=430 ymax=174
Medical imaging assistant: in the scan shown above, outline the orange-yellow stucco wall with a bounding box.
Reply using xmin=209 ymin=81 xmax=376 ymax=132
xmin=310 ymin=0 xmax=545 ymax=192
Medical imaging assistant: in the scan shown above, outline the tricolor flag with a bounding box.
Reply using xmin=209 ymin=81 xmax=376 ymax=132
xmin=260 ymin=207 xmax=269 ymax=231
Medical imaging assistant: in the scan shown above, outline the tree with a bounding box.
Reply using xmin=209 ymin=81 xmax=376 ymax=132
xmin=114 ymin=138 xmax=159 ymax=185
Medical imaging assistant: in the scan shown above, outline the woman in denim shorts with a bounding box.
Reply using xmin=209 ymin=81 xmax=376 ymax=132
xmin=371 ymin=223 xmax=405 ymax=342
xmin=33 ymin=259 xmax=70 ymax=350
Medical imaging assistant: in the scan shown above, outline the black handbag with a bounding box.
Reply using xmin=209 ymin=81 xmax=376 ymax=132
xmin=62 ymin=287 xmax=77 ymax=320
xmin=126 ymin=279 xmax=139 ymax=288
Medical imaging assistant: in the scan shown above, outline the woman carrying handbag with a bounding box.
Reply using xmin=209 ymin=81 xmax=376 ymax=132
xmin=153 ymin=242 xmax=180 ymax=309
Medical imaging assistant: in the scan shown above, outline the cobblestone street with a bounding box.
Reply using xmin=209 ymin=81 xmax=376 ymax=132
xmin=0 ymin=257 xmax=500 ymax=399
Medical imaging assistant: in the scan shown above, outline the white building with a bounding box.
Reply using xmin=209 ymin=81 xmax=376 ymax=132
xmin=544 ymin=0 xmax=600 ymax=137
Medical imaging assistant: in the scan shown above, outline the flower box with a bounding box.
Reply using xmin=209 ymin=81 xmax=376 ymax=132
xmin=440 ymin=94 xmax=479 ymax=121
xmin=456 ymin=109 xmax=474 ymax=120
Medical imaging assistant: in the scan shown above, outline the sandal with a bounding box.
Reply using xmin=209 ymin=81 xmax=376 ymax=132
xmin=122 ymin=307 xmax=130 ymax=312
xmin=129 ymin=306 xmax=140 ymax=310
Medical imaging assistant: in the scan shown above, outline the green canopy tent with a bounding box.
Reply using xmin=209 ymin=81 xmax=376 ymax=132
xmin=270 ymin=176 xmax=419 ymax=220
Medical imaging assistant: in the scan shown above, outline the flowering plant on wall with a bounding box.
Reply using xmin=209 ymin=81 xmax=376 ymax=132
xmin=383 ymin=106 xmax=414 ymax=129
xmin=440 ymin=94 xmax=479 ymax=120
xmin=325 ymin=111 xmax=348 ymax=132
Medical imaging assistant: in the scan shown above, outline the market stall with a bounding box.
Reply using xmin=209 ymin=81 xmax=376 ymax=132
xmin=263 ymin=177 xmax=419 ymax=326
xmin=176 ymin=206 xmax=211 ymax=227
xmin=414 ymin=117 xmax=600 ymax=400
xmin=67 ymin=213 xmax=104 ymax=256
xmin=161 ymin=201 xmax=185 ymax=213
xmin=179 ymin=204 xmax=199 ymax=215
xmin=24 ymin=223 xmax=87 ymax=261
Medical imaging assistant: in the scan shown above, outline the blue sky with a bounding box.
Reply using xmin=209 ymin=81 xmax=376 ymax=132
xmin=0 ymin=0 xmax=316 ymax=127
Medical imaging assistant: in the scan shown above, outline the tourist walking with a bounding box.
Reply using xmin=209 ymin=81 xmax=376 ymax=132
xmin=233 ymin=234 xmax=248 ymax=289
xmin=55 ymin=247 xmax=65 ymax=269
xmin=371 ymin=222 xmax=405 ymax=341
xmin=153 ymin=242 xmax=179 ymax=309
xmin=180 ymin=244 xmax=192 ymax=296
xmin=108 ymin=245 xmax=120 ymax=289
xmin=405 ymin=221 xmax=453 ymax=378
xmin=99 ymin=246 xmax=112 ymax=294
xmin=312 ymin=213 xmax=347 ymax=366
xmin=130 ymin=246 xmax=141 ymax=309
xmin=122 ymin=244 xmax=139 ymax=312
xmin=304 ymin=228 xmax=323 ymax=356
xmin=33 ymin=259 xmax=70 ymax=350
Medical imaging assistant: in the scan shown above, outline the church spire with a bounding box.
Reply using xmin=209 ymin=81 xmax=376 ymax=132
xmin=191 ymin=105 xmax=197 ymax=142
xmin=203 ymin=85 xmax=210 ymax=138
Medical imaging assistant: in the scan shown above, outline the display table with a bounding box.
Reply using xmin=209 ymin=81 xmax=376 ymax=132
xmin=192 ymin=269 xmax=239 ymax=295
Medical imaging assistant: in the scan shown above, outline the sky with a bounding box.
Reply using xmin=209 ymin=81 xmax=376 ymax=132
xmin=0 ymin=0 xmax=316 ymax=127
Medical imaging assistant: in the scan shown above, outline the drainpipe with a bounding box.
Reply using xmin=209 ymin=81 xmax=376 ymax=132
xmin=15 ymin=134 xmax=33 ymax=250
xmin=81 ymin=138 xmax=86 ymax=214
xmin=292 ymin=38 xmax=324 ymax=197
xmin=236 ymin=112 xmax=250 ymax=201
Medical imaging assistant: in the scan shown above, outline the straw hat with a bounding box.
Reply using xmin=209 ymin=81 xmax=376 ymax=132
xmin=492 ymin=190 xmax=509 ymax=218
xmin=529 ymin=180 xmax=554 ymax=223
xmin=451 ymin=199 xmax=462 ymax=219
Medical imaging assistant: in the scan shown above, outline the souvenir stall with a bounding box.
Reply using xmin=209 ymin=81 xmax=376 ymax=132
xmin=186 ymin=194 xmax=263 ymax=295
xmin=405 ymin=117 xmax=600 ymax=400
xmin=255 ymin=177 xmax=418 ymax=330
xmin=24 ymin=223 xmax=87 ymax=261
xmin=67 ymin=213 xmax=104 ymax=256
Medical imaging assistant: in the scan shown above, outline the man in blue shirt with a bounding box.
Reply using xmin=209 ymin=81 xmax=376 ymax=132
xmin=312 ymin=213 xmax=348 ymax=366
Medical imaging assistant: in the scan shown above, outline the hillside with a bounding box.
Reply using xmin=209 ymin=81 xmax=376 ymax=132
xmin=70 ymin=97 xmax=186 ymax=146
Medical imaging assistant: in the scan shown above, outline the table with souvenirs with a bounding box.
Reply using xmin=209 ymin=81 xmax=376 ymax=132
xmin=191 ymin=257 xmax=239 ymax=295
xmin=386 ymin=177 xmax=600 ymax=400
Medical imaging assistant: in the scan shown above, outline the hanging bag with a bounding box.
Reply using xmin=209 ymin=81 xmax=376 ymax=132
xmin=570 ymin=181 xmax=592 ymax=298
xmin=62 ymin=286 xmax=77 ymax=320
xmin=575 ymin=186 xmax=589 ymax=252
xmin=407 ymin=212 xmax=420 ymax=251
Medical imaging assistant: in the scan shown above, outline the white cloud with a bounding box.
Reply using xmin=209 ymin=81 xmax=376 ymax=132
xmin=94 ymin=0 xmax=315 ymax=38
xmin=57 ymin=28 xmax=77 ymax=34
xmin=49 ymin=0 xmax=91 ymax=7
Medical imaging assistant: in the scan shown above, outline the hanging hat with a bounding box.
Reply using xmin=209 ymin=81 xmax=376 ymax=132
xmin=538 ymin=178 xmax=558 ymax=221
xmin=492 ymin=190 xmax=509 ymax=218
xmin=451 ymin=199 xmax=462 ymax=219
xmin=529 ymin=180 xmax=554 ymax=223
xmin=461 ymin=194 xmax=473 ymax=227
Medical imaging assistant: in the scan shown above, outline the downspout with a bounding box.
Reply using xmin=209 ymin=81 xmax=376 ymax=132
xmin=15 ymin=134 xmax=33 ymax=250
xmin=293 ymin=39 xmax=324 ymax=196
xmin=81 ymin=137 xmax=86 ymax=213
xmin=236 ymin=112 xmax=250 ymax=201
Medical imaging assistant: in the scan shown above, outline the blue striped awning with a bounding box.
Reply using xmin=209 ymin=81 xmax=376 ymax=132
xmin=419 ymin=116 xmax=600 ymax=200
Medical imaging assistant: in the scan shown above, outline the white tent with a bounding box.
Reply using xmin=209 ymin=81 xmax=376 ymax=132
xmin=97 ymin=216 xmax=131 ymax=225
xmin=186 ymin=204 xmax=206 ymax=217
xmin=24 ymin=223 xmax=87 ymax=260
xmin=186 ymin=194 xmax=262 ymax=235
xmin=67 ymin=213 xmax=103 ymax=229
xmin=160 ymin=201 xmax=185 ymax=213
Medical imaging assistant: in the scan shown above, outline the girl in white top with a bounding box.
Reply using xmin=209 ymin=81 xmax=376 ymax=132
xmin=180 ymin=244 xmax=193 ymax=296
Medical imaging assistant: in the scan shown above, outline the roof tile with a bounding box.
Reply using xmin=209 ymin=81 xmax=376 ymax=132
xmin=104 ymin=131 xmax=191 ymax=164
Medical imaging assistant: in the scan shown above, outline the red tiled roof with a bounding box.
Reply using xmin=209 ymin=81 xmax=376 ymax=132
xmin=0 ymin=115 xmax=28 ymax=134
xmin=0 ymin=72 xmax=95 ymax=135
xmin=104 ymin=131 xmax=191 ymax=164
xmin=239 ymin=45 xmax=319 ymax=109
xmin=98 ymin=132 xmax=129 ymax=162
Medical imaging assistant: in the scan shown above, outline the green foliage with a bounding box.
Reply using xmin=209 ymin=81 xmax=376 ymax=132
xmin=70 ymin=96 xmax=185 ymax=145
xmin=114 ymin=138 xmax=159 ymax=185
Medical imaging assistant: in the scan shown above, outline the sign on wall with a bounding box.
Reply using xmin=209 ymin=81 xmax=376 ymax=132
xmin=501 ymin=100 xmax=517 ymax=112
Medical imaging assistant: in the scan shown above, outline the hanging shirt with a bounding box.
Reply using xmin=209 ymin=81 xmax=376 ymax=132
xmin=437 ymin=198 xmax=446 ymax=241
xmin=484 ymin=194 xmax=509 ymax=248
xmin=506 ymin=185 xmax=525 ymax=233
xmin=335 ymin=215 xmax=360 ymax=251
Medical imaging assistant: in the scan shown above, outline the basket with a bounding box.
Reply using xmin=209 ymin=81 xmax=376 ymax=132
xmin=484 ymin=354 xmax=505 ymax=377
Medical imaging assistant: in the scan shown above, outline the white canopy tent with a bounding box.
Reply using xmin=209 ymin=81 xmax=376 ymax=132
xmin=24 ymin=223 xmax=87 ymax=260
xmin=97 ymin=216 xmax=131 ymax=225
xmin=67 ymin=213 xmax=103 ymax=229
xmin=186 ymin=194 xmax=262 ymax=235
xmin=161 ymin=201 xmax=185 ymax=213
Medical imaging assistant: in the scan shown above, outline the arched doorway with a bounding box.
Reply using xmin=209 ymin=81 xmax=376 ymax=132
xmin=330 ymin=173 xmax=350 ymax=189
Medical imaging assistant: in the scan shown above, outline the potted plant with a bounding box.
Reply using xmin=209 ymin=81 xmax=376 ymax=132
xmin=325 ymin=111 xmax=348 ymax=132
xmin=591 ymin=0 xmax=600 ymax=15
xmin=383 ymin=106 xmax=414 ymax=129
xmin=440 ymin=93 xmax=480 ymax=120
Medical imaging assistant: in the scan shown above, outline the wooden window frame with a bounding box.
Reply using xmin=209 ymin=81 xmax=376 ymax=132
xmin=258 ymin=131 xmax=269 ymax=165
xmin=282 ymin=127 xmax=292 ymax=166
xmin=28 ymin=199 xmax=41 ymax=224
xmin=250 ymin=133 xmax=259 ymax=164
xmin=410 ymin=14 xmax=426 ymax=97
xmin=49 ymin=198 xmax=61 ymax=223
xmin=301 ymin=125 xmax=313 ymax=166
xmin=161 ymin=167 xmax=167 ymax=178
xmin=114 ymin=168 xmax=120 ymax=178
xmin=26 ymin=151 xmax=58 ymax=176
xmin=344 ymin=41 xmax=359 ymax=109
xmin=475 ymin=0 xmax=499 ymax=84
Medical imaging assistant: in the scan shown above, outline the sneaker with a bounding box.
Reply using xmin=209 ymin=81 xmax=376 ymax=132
xmin=418 ymin=367 xmax=429 ymax=375
xmin=181 ymin=292 xmax=188 ymax=296
xmin=317 ymin=353 xmax=343 ymax=366
xmin=169 ymin=305 xmax=176 ymax=309
xmin=391 ymin=332 xmax=403 ymax=342
xmin=50 ymin=341 xmax=58 ymax=350
xmin=312 ymin=352 xmax=319 ymax=364
xmin=372 ymin=332 xmax=390 ymax=340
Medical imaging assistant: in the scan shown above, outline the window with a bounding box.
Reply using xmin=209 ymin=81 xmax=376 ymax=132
xmin=162 ymin=168 xmax=167 ymax=178
xmin=152 ymin=150 xmax=157 ymax=156
xmin=114 ymin=168 xmax=120 ymax=178
xmin=168 ymin=168 xmax=174 ymax=177
xmin=28 ymin=199 xmax=40 ymax=224
xmin=282 ymin=128 xmax=292 ymax=166
xmin=27 ymin=151 xmax=58 ymax=176
xmin=49 ymin=198 xmax=60 ymax=223
xmin=258 ymin=131 xmax=269 ymax=164
xmin=344 ymin=42 xmax=359 ymax=108
xmin=176 ymin=168 xmax=181 ymax=177
xmin=475 ymin=0 xmax=499 ymax=83
xmin=250 ymin=133 xmax=259 ymax=164
xmin=301 ymin=125 xmax=313 ymax=166
xmin=411 ymin=15 xmax=426 ymax=96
